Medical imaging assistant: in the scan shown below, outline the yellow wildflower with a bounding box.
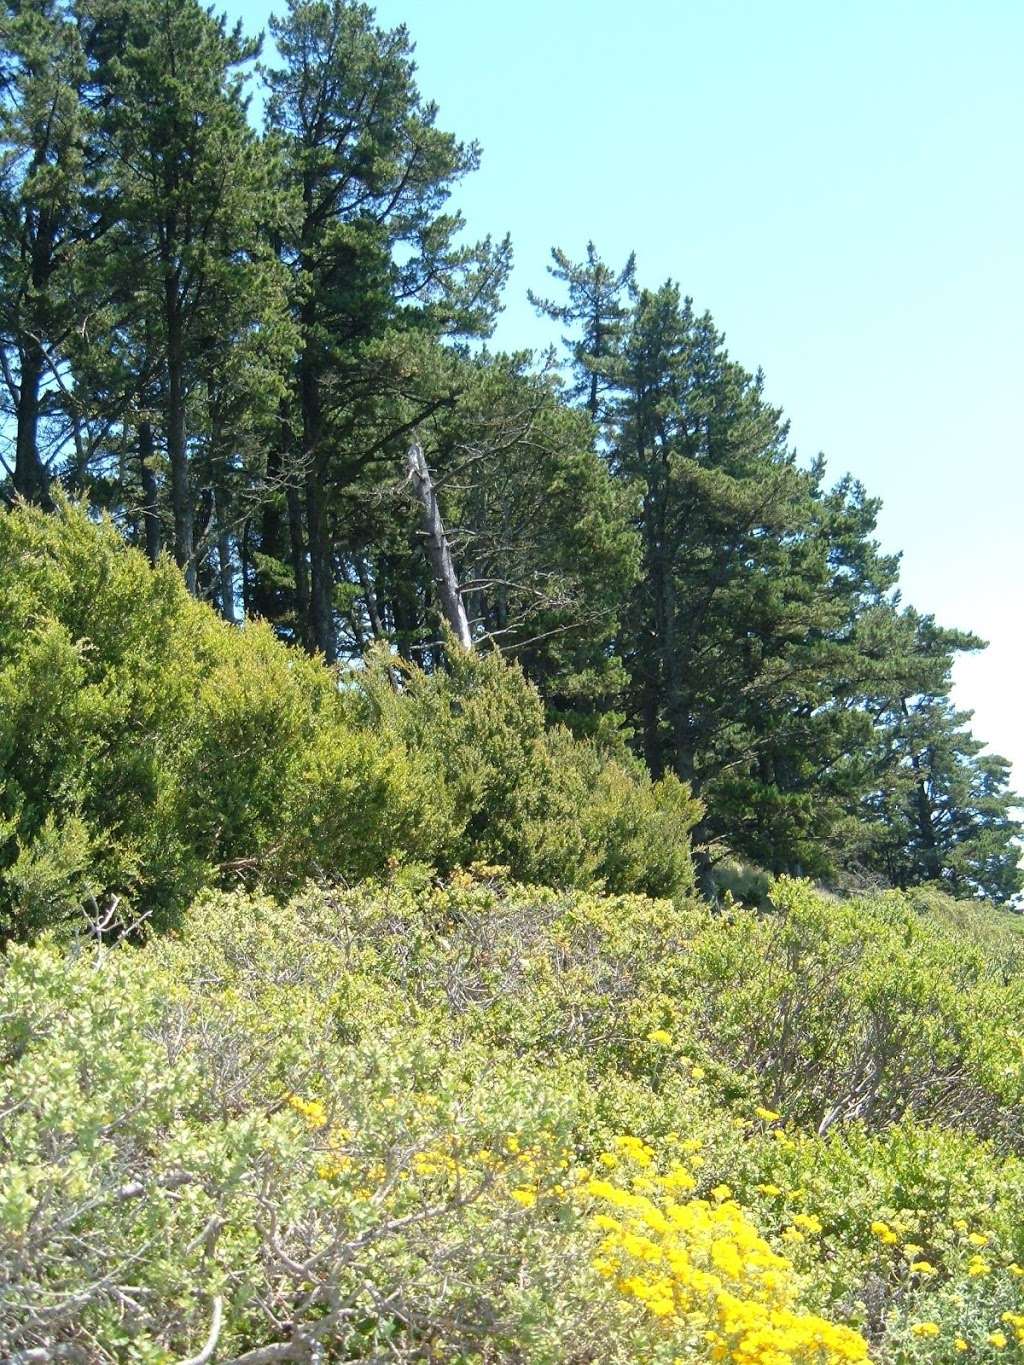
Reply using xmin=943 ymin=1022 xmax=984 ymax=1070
xmin=510 ymin=1187 xmax=537 ymax=1208
xmin=955 ymin=1339 xmax=969 ymax=1352
xmin=988 ymin=1331 xmax=1007 ymax=1349
xmin=968 ymin=1231 xmax=990 ymax=1247
xmin=581 ymin=1140 xmax=871 ymax=1363
xmin=792 ymin=1213 xmax=823 ymax=1235
xmin=287 ymin=1094 xmax=328 ymax=1129
xmin=660 ymin=1163 xmax=697 ymax=1192
xmin=647 ymin=1028 xmax=673 ymax=1046
xmin=911 ymin=1322 xmax=941 ymax=1338
xmin=755 ymin=1105 xmax=781 ymax=1122
xmin=909 ymin=1260 xmax=936 ymax=1276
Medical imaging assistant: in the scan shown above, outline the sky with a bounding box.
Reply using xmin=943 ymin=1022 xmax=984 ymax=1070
xmin=225 ymin=0 xmax=1024 ymax=789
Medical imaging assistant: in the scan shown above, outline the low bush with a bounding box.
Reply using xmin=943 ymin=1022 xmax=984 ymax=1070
xmin=4 ymin=873 xmax=1024 ymax=1361
xmin=680 ymin=877 xmax=1024 ymax=1144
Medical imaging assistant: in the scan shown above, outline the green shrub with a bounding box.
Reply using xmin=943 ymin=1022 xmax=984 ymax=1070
xmin=680 ymin=876 xmax=1024 ymax=1144
xmin=358 ymin=646 xmax=701 ymax=898
xmin=5 ymin=873 xmax=1024 ymax=1361
xmin=0 ymin=501 xmax=699 ymax=939
xmin=0 ymin=500 xmax=443 ymax=936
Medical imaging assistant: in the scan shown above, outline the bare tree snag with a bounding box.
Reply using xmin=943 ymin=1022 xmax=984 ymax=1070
xmin=406 ymin=441 xmax=473 ymax=650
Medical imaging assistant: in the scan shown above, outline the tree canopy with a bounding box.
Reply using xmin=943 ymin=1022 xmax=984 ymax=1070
xmin=0 ymin=0 xmax=1018 ymax=903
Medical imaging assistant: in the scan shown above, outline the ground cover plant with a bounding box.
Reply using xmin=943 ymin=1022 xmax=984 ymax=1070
xmin=3 ymin=870 xmax=1024 ymax=1362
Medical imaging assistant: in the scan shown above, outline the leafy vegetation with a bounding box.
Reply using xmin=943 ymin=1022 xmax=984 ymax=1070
xmin=4 ymin=871 xmax=1024 ymax=1361
xmin=0 ymin=2 xmax=1021 ymax=1361
xmin=0 ymin=499 xmax=697 ymax=939
xmin=0 ymin=0 xmax=1018 ymax=898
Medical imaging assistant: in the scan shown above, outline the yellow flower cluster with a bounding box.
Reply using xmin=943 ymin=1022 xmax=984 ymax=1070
xmin=286 ymin=1094 xmax=357 ymax=1179
xmin=287 ymin=1093 xmax=328 ymax=1129
xmin=998 ymin=1312 xmax=1024 ymax=1346
xmin=868 ymin=1215 xmax=1024 ymax=1351
xmin=580 ymin=1139 xmax=871 ymax=1364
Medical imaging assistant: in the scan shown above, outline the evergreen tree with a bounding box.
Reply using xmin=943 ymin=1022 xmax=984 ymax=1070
xmin=261 ymin=0 xmax=510 ymax=659
xmin=529 ymin=241 xmax=636 ymax=421
xmin=80 ymin=0 xmax=293 ymax=592
xmin=537 ymin=258 xmax=1014 ymax=886
xmin=851 ymin=613 xmax=1023 ymax=902
xmin=331 ymin=344 xmax=640 ymax=712
xmin=0 ymin=0 xmax=96 ymax=504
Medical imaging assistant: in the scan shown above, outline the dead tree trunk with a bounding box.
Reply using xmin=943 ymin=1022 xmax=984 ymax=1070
xmin=406 ymin=441 xmax=472 ymax=651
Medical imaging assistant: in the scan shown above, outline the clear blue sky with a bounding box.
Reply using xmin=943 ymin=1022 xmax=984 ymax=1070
xmin=226 ymin=0 xmax=1024 ymax=789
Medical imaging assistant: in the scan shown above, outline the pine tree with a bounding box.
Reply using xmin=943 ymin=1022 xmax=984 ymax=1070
xmin=261 ymin=0 xmax=510 ymax=659
xmin=341 ymin=344 xmax=640 ymax=708
xmin=0 ymin=0 xmax=95 ymax=504
xmin=529 ymin=242 xmax=636 ymax=421
xmin=81 ymin=0 xmax=293 ymax=592
xmin=535 ymin=258 xmax=1009 ymax=882
xmin=852 ymin=612 xmax=1023 ymax=902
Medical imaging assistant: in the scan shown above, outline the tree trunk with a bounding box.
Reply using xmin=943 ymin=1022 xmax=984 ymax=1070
xmin=138 ymin=420 xmax=161 ymax=566
xmin=305 ymin=465 xmax=336 ymax=661
xmin=406 ymin=442 xmax=472 ymax=651
xmin=214 ymin=486 xmax=235 ymax=624
xmin=902 ymin=699 xmax=942 ymax=881
xmin=13 ymin=342 xmax=49 ymax=505
xmin=355 ymin=555 xmax=387 ymax=641
xmin=298 ymin=323 xmax=335 ymax=660
xmin=164 ymin=281 xmax=195 ymax=593
xmin=287 ymin=481 xmax=309 ymax=643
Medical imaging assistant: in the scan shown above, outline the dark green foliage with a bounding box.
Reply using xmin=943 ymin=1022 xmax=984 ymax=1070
xmin=0 ymin=0 xmax=1015 ymax=906
xmin=537 ymin=258 xmax=1021 ymax=898
xmin=344 ymin=345 xmax=641 ymax=720
xmin=0 ymin=0 xmax=94 ymax=503
xmin=0 ymin=500 xmax=697 ymax=938
xmin=529 ymin=241 xmax=636 ymax=420
xmin=863 ymin=693 xmax=1023 ymax=903
xmin=358 ymin=645 xmax=700 ymax=898
xmin=260 ymin=0 xmax=511 ymax=659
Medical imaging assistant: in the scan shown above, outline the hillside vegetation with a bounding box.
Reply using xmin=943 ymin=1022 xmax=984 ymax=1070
xmin=5 ymin=872 xmax=1024 ymax=1362
xmin=0 ymin=502 xmax=697 ymax=940
xmin=1 ymin=497 xmax=1024 ymax=1364
xmin=1 ymin=0 xmax=1020 ymax=901
xmin=1 ymin=1 xmax=1022 ymax=1357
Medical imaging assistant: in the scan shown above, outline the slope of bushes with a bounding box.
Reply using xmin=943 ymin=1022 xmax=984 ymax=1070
xmin=0 ymin=500 xmax=698 ymax=939
xmin=3 ymin=871 xmax=1024 ymax=1362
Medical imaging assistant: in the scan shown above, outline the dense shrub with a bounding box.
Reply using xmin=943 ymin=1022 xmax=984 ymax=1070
xmin=3 ymin=873 xmax=1024 ymax=1361
xmin=357 ymin=646 xmax=701 ymax=898
xmin=681 ymin=877 xmax=1024 ymax=1144
xmin=0 ymin=501 xmax=439 ymax=935
xmin=0 ymin=500 xmax=698 ymax=939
